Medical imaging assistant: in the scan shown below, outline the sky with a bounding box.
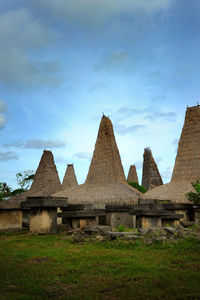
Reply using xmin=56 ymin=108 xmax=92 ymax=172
xmin=0 ymin=0 xmax=200 ymax=189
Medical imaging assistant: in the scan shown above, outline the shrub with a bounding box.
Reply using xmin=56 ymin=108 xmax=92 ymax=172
xmin=186 ymin=180 xmax=200 ymax=206
xmin=128 ymin=181 xmax=147 ymax=193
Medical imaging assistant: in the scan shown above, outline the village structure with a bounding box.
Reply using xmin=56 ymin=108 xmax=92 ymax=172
xmin=142 ymin=147 xmax=163 ymax=191
xmin=0 ymin=105 xmax=200 ymax=234
xmin=127 ymin=165 xmax=139 ymax=184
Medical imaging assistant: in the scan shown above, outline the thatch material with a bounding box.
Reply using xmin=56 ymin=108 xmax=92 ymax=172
xmin=142 ymin=148 xmax=163 ymax=190
xmin=127 ymin=165 xmax=139 ymax=184
xmin=53 ymin=115 xmax=142 ymax=205
xmin=86 ymin=116 xmax=126 ymax=184
xmin=62 ymin=164 xmax=78 ymax=190
xmin=145 ymin=105 xmax=200 ymax=203
xmin=0 ymin=150 xmax=62 ymax=209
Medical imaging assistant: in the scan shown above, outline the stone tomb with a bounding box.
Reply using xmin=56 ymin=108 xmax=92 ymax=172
xmin=0 ymin=209 xmax=22 ymax=230
xmin=132 ymin=209 xmax=183 ymax=229
xmin=59 ymin=204 xmax=106 ymax=229
xmin=21 ymin=197 xmax=68 ymax=234
xmin=105 ymin=205 xmax=136 ymax=228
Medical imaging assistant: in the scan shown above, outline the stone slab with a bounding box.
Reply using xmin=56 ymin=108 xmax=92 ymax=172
xmin=161 ymin=214 xmax=184 ymax=220
xmin=58 ymin=210 xmax=106 ymax=218
xmin=130 ymin=209 xmax=170 ymax=216
xmin=21 ymin=197 xmax=68 ymax=208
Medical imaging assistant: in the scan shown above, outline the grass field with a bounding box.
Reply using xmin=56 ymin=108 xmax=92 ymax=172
xmin=0 ymin=230 xmax=200 ymax=299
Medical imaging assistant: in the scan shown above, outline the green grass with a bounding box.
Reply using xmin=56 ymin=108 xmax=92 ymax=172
xmin=0 ymin=231 xmax=200 ymax=299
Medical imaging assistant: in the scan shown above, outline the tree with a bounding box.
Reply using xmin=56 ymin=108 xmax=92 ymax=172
xmin=16 ymin=170 xmax=35 ymax=190
xmin=186 ymin=180 xmax=200 ymax=206
xmin=0 ymin=182 xmax=12 ymax=201
xmin=128 ymin=181 xmax=147 ymax=193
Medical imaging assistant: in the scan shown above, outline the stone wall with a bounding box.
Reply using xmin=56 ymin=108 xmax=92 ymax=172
xmin=0 ymin=210 xmax=22 ymax=230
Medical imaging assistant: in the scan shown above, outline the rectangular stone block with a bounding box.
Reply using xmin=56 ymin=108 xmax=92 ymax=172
xmin=106 ymin=212 xmax=135 ymax=228
xmin=30 ymin=207 xmax=57 ymax=234
xmin=162 ymin=219 xmax=180 ymax=227
xmin=0 ymin=210 xmax=22 ymax=230
xmin=136 ymin=216 xmax=162 ymax=229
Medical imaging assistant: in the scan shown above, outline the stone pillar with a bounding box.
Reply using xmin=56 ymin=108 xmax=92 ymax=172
xmin=0 ymin=210 xmax=23 ymax=230
xmin=30 ymin=207 xmax=57 ymax=234
xmin=194 ymin=208 xmax=200 ymax=225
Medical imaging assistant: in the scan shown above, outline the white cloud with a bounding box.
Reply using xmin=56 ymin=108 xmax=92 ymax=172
xmin=3 ymin=139 xmax=66 ymax=149
xmin=0 ymin=99 xmax=7 ymax=129
xmin=0 ymin=7 xmax=62 ymax=89
xmin=0 ymin=99 xmax=7 ymax=112
xmin=0 ymin=114 xmax=6 ymax=129
xmin=35 ymin=0 xmax=174 ymax=25
xmin=0 ymin=151 xmax=19 ymax=161
xmin=115 ymin=123 xmax=147 ymax=135
xmin=94 ymin=50 xmax=131 ymax=73
xmin=73 ymin=152 xmax=92 ymax=160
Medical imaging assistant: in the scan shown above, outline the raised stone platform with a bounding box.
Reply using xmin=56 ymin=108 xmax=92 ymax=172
xmin=21 ymin=197 xmax=68 ymax=234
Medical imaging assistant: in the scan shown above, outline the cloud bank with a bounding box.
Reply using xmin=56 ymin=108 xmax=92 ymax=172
xmin=3 ymin=139 xmax=66 ymax=149
xmin=0 ymin=151 xmax=19 ymax=161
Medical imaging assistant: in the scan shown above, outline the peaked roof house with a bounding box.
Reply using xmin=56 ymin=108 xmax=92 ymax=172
xmin=144 ymin=105 xmax=200 ymax=203
xmin=127 ymin=165 xmax=139 ymax=184
xmin=62 ymin=164 xmax=78 ymax=190
xmin=53 ymin=115 xmax=142 ymax=205
xmin=142 ymin=148 xmax=163 ymax=191
xmin=0 ymin=150 xmax=62 ymax=209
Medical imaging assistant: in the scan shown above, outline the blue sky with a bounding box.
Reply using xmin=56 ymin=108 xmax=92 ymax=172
xmin=0 ymin=0 xmax=200 ymax=189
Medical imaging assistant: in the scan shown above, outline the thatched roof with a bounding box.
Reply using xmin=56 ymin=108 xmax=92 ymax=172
xmin=0 ymin=150 xmax=62 ymax=209
xmin=145 ymin=105 xmax=200 ymax=203
xmin=85 ymin=115 xmax=127 ymax=184
xmin=62 ymin=164 xmax=78 ymax=190
xmin=53 ymin=115 xmax=142 ymax=204
xmin=127 ymin=165 xmax=139 ymax=184
xmin=54 ymin=182 xmax=141 ymax=207
xmin=142 ymin=147 xmax=163 ymax=191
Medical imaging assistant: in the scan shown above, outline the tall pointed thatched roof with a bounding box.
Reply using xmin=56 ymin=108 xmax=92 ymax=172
xmin=127 ymin=165 xmax=139 ymax=184
xmin=62 ymin=164 xmax=78 ymax=190
xmin=144 ymin=105 xmax=200 ymax=203
xmin=86 ymin=116 xmax=126 ymax=184
xmin=142 ymin=148 xmax=163 ymax=190
xmin=53 ymin=115 xmax=141 ymax=205
xmin=0 ymin=150 xmax=62 ymax=209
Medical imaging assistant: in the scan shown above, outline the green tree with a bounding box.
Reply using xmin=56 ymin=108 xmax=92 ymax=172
xmin=128 ymin=181 xmax=147 ymax=193
xmin=186 ymin=180 xmax=200 ymax=206
xmin=16 ymin=170 xmax=35 ymax=190
xmin=0 ymin=182 xmax=12 ymax=201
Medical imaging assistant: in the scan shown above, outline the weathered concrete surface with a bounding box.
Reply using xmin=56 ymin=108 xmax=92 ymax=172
xmin=162 ymin=219 xmax=180 ymax=227
xmin=71 ymin=217 xmax=98 ymax=229
xmin=127 ymin=165 xmax=139 ymax=184
xmin=30 ymin=208 xmax=57 ymax=234
xmin=0 ymin=210 xmax=22 ymax=230
xmin=175 ymin=210 xmax=189 ymax=222
xmin=144 ymin=105 xmax=200 ymax=203
xmin=142 ymin=148 xmax=163 ymax=191
xmin=137 ymin=216 xmax=162 ymax=229
xmin=106 ymin=212 xmax=136 ymax=228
